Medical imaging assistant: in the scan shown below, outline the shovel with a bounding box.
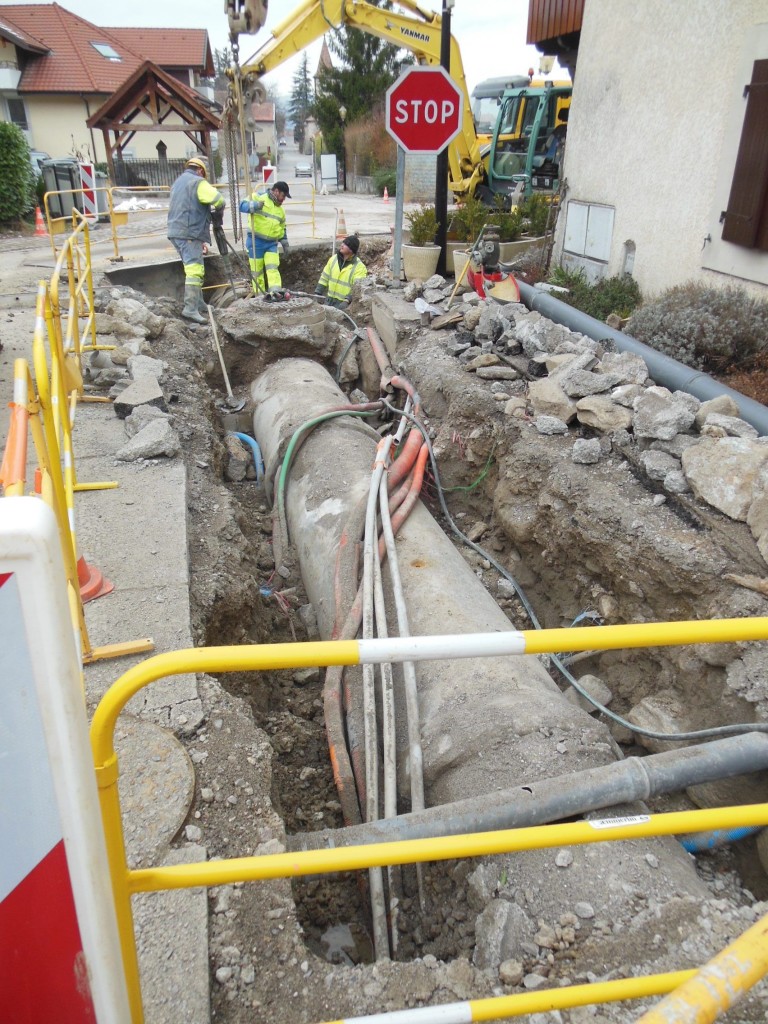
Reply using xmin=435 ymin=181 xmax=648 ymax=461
xmin=207 ymin=306 xmax=246 ymax=411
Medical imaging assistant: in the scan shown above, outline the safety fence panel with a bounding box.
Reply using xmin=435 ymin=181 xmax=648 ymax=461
xmin=89 ymin=619 xmax=768 ymax=1024
xmin=0 ymin=215 xmax=154 ymax=666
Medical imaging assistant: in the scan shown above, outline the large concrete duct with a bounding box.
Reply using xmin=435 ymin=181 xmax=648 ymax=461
xmin=250 ymin=357 xmax=717 ymax=949
xmin=518 ymin=281 xmax=768 ymax=436
xmin=253 ymin=359 xmax=622 ymax=806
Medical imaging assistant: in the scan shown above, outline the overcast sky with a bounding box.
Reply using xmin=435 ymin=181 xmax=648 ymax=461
xmin=11 ymin=0 xmax=567 ymax=96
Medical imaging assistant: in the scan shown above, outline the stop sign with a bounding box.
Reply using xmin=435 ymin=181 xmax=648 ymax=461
xmin=385 ymin=66 xmax=463 ymax=154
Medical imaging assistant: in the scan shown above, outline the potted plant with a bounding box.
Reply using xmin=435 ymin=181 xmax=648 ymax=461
xmin=402 ymin=205 xmax=441 ymax=281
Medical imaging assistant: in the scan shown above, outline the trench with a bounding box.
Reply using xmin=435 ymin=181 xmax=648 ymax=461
xmin=110 ymin=245 xmax=768 ymax=997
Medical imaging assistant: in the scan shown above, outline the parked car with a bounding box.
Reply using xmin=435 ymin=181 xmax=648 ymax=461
xmin=279 ymin=137 xmax=287 ymax=147
xmin=295 ymin=162 xmax=312 ymax=178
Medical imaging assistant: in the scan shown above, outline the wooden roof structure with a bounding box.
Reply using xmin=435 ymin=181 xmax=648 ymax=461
xmin=86 ymin=60 xmax=220 ymax=182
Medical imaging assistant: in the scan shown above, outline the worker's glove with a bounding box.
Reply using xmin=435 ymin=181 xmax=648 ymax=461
xmin=211 ymin=207 xmax=224 ymax=226
xmin=250 ymin=199 xmax=264 ymax=213
xmin=280 ymin=239 xmax=289 ymax=252
xmin=314 ymin=285 xmax=326 ymax=297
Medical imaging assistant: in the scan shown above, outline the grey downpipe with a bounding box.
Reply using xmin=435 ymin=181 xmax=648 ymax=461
xmin=517 ymin=280 xmax=768 ymax=437
xmin=287 ymin=732 xmax=768 ymax=852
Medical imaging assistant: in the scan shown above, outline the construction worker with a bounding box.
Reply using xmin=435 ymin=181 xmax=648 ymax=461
xmin=239 ymin=180 xmax=291 ymax=296
xmin=314 ymin=235 xmax=367 ymax=309
xmin=167 ymin=156 xmax=226 ymax=324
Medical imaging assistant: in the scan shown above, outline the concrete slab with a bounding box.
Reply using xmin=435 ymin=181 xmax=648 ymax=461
xmin=372 ymin=291 xmax=423 ymax=357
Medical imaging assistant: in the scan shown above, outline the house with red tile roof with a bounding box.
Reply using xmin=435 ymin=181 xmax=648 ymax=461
xmin=0 ymin=2 xmax=215 ymax=163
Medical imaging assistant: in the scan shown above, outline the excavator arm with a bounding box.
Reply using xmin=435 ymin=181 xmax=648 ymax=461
xmin=227 ymin=0 xmax=269 ymax=42
xmin=234 ymin=0 xmax=485 ymax=198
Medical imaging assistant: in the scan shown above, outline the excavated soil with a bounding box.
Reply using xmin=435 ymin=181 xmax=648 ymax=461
xmin=92 ymin=240 xmax=768 ymax=1023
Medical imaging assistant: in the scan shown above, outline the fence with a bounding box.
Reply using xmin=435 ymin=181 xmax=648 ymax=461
xmin=0 ymin=211 xmax=155 ymax=666
xmin=90 ymin=617 xmax=768 ymax=1023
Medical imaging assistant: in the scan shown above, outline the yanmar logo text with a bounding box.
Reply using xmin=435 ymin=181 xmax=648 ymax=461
xmin=400 ymin=26 xmax=430 ymax=43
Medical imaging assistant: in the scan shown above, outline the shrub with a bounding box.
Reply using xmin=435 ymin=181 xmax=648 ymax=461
xmin=489 ymin=203 xmax=523 ymax=242
xmin=0 ymin=123 xmax=36 ymax=222
xmin=405 ymin=205 xmax=439 ymax=246
xmin=548 ymin=266 xmax=643 ymax=321
xmin=373 ymin=167 xmax=396 ymax=197
xmin=626 ymin=281 xmax=768 ymax=373
xmin=520 ymin=195 xmax=552 ymax=237
xmin=448 ymin=194 xmax=487 ymax=243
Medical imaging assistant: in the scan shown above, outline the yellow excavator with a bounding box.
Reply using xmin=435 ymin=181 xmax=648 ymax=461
xmin=224 ymin=0 xmax=571 ymax=205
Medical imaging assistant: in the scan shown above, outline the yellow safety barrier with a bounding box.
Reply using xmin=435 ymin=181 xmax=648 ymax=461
xmin=90 ymin=621 xmax=768 ymax=1024
xmin=1 ymin=216 xmax=154 ymax=666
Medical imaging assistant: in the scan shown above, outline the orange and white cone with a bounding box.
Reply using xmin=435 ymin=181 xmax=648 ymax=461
xmin=34 ymin=206 xmax=48 ymax=238
xmin=383 ymin=186 xmax=389 ymax=204
xmin=77 ymin=554 xmax=114 ymax=603
xmin=335 ymin=208 xmax=348 ymax=240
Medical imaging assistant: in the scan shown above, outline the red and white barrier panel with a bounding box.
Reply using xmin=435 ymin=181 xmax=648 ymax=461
xmin=0 ymin=498 xmax=130 ymax=1023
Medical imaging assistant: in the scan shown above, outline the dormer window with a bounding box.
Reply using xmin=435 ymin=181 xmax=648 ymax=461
xmin=91 ymin=42 xmax=121 ymax=62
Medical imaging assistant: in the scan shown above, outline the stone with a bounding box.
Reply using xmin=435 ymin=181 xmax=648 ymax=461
xmin=113 ymin=376 xmax=167 ymax=419
xmin=682 ymin=437 xmax=768 ymax=521
xmin=638 ymin=449 xmax=680 ymax=483
xmin=565 ymin=674 xmax=613 ymax=714
xmin=701 ymin=413 xmax=759 ymax=439
xmin=504 ymin=396 xmax=529 ymax=418
xmin=476 ymin=366 xmax=520 ymax=381
xmin=127 ymin=354 xmax=166 ymax=383
xmin=560 ymin=369 xmax=620 ymax=399
xmin=467 ymin=353 xmax=501 ymax=370
xmin=528 ymin=378 xmax=577 ymax=423
xmin=572 ymin=438 xmax=601 ymax=464
xmin=575 ymin=396 xmax=633 ymax=433
xmin=694 ymin=394 xmax=741 ymax=430
xmin=473 ymin=899 xmax=535 ymax=970
xmin=124 ymin=404 xmax=171 ymax=438
xmin=598 ymin=351 xmax=649 ymax=384
xmin=633 ymin=390 xmax=696 ymax=440
xmin=116 ymin=418 xmax=181 ymax=461
xmin=611 ymin=383 xmax=646 ymax=408
xmin=535 ymin=415 xmax=569 ymax=435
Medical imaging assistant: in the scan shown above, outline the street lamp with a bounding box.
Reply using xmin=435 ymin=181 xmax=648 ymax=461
xmin=339 ymin=103 xmax=347 ymax=191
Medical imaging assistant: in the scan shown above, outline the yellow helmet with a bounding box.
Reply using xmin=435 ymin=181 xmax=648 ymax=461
xmin=186 ymin=156 xmax=208 ymax=176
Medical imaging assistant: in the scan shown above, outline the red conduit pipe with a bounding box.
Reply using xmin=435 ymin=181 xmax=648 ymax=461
xmin=387 ymin=427 xmax=423 ymax=492
xmin=386 ymin=444 xmax=430 ymax=541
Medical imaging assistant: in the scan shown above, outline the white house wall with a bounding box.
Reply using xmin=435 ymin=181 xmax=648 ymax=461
xmin=555 ymin=0 xmax=768 ymax=298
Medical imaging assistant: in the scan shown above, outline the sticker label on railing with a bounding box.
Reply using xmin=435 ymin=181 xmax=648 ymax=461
xmin=589 ymin=815 xmax=651 ymax=830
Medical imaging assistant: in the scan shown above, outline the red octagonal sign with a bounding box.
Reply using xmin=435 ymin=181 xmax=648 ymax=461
xmin=385 ymin=66 xmax=463 ymax=154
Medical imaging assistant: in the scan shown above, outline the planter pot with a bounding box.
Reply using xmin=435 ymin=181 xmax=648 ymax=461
xmin=451 ymin=249 xmax=472 ymax=292
xmin=498 ymin=235 xmax=547 ymax=263
xmin=401 ymin=243 xmax=441 ymax=282
xmin=446 ymin=240 xmax=465 ymax=266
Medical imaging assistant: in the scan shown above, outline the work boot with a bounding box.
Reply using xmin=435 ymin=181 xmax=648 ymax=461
xmin=182 ymin=282 xmax=206 ymax=324
xmin=198 ymin=290 xmax=209 ymax=317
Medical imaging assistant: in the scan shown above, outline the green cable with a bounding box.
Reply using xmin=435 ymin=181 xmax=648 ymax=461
xmin=440 ymin=448 xmax=496 ymax=493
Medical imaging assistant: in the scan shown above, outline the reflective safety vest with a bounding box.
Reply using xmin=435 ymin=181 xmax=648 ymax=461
xmin=241 ymin=190 xmax=287 ymax=243
xmin=317 ymin=252 xmax=367 ymax=304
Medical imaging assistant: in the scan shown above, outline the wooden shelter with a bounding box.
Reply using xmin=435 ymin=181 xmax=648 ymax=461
xmin=87 ymin=60 xmax=220 ymax=183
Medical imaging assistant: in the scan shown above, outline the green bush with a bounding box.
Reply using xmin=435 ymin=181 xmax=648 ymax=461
xmin=626 ymin=281 xmax=768 ymax=373
xmin=405 ymin=204 xmax=438 ymax=246
xmin=548 ymin=266 xmax=643 ymax=321
xmin=448 ymin=194 xmax=488 ymax=243
xmin=373 ymin=168 xmax=396 ymax=197
xmin=0 ymin=123 xmax=36 ymax=222
xmin=519 ymin=195 xmax=551 ymax=237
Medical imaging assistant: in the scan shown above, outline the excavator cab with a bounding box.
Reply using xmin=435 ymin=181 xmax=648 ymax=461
xmin=488 ymin=85 xmax=572 ymax=201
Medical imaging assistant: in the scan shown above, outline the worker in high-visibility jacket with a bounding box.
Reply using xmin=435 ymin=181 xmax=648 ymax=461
xmin=239 ymin=180 xmax=291 ymax=295
xmin=167 ymin=156 xmax=225 ymax=324
xmin=314 ymin=235 xmax=367 ymax=309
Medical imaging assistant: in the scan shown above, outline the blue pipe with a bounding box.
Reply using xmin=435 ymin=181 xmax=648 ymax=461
xmin=229 ymin=432 xmax=264 ymax=483
xmin=680 ymin=825 xmax=762 ymax=853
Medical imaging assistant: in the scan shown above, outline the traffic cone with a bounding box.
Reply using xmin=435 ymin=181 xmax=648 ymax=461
xmin=77 ymin=554 xmax=114 ymax=603
xmin=336 ymin=208 xmax=348 ymax=240
xmin=383 ymin=186 xmax=389 ymax=204
xmin=34 ymin=206 xmax=48 ymax=238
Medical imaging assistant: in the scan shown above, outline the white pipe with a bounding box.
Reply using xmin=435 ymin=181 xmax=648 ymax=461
xmin=358 ymin=632 xmax=527 ymax=663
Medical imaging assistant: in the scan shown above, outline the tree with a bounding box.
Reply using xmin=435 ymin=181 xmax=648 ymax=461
xmin=265 ymin=84 xmax=287 ymax=138
xmin=289 ymin=53 xmax=313 ymax=150
xmin=213 ymin=47 xmax=233 ymax=77
xmin=312 ymin=1 xmax=411 ymax=162
xmin=0 ymin=123 xmax=36 ymax=223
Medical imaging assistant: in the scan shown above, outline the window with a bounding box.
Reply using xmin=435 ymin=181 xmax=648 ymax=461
xmin=91 ymin=42 xmax=121 ymax=61
xmin=6 ymin=96 xmax=28 ymax=130
xmin=721 ymin=59 xmax=768 ymax=250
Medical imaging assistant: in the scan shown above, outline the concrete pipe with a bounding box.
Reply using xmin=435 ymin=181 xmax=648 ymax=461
xmin=252 ymin=358 xmax=621 ymax=807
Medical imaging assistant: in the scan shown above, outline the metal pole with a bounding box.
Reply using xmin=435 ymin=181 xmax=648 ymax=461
xmin=434 ymin=0 xmax=454 ymax=276
xmin=392 ymin=146 xmax=405 ymax=285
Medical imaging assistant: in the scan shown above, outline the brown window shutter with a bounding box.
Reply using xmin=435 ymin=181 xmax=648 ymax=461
xmin=722 ymin=60 xmax=768 ymax=249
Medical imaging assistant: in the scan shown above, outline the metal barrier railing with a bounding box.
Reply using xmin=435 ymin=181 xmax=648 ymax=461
xmin=42 ymin=180 xmax=319 ymax=263
xmin=91 ymin=618 xmax=768 ymax=1024
xmin=1 ymin=213 xmax=154 ymax=666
